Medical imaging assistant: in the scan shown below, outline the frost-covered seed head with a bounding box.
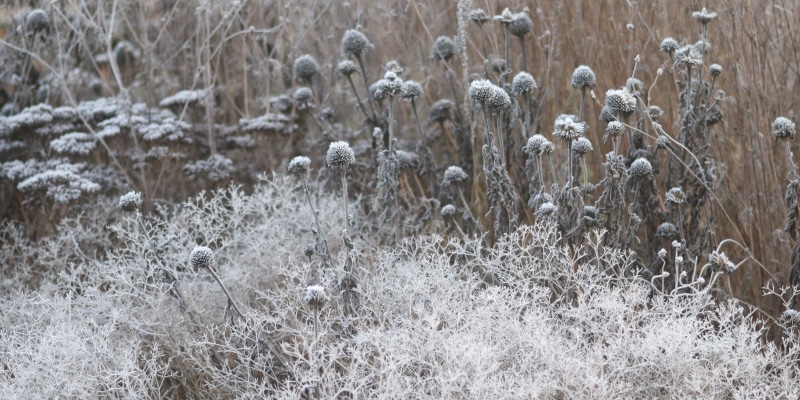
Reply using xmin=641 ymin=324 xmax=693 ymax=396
xmin=705 ymin=105 xmax=723 ymax=125
xmin=342 ymin=29 xmax=370 ymax=57
xmin=443 ymin=165 xmax=468 ymax=186
xmin=369 ymin=80 xmax=387 ymax=101
xmin=494 ymin=8 xmax=514 ymax=24
xmin=694 ymin=40 xmax=711 ymax=55
xmin=540 ymin=139 xmax=555 ymax=154
xmin=487 ymin=86 xmax=511 ymax=112
xmin=326 ymin=141 xmax=355 ymax=171
xmin=468 ymin=9 xmax=490 ymax=24
xmin=629 ymin=158 xmax=653 ymax=177
xmin=709 ymin=64 xmax=723 ymax=78
xmin=692 ymin=7 xmax=718 ymax=23
xmin=428 ymin=99 xmax=454 ymax=123
xmin=288 ymin=156 xmax=311 ymax=175
xmin=660 ymin=37 xmax=679 ymax=53
xmin=469 ymin=79 xmax=495 ymax=106
xmin=381 ymin=71 xmax=403 ymax=97
xmin=441 ymin=204 xmax=457 ymax=217
xmin=554 ymin=114 xmax=586 ymax=141
xmin=431 ymin=36 xmax=457 ymax=61
xmin=509 ymin=12 xmax=533 ymax=38
xmin=571 ymin=137 xmax=593 ymax=155
xmin=303 ymin=244 xmax=315 ymax=258
xmin=599 ymin=106 xmax=617 ymax=122
xmin=709 ymin=251 xmax=736 ymax=273
xmin=512 ymin=72 xmax=537 ymax=95
xmin=293 ymin=55 xmax=319 ymax=81
xmin=303 ymin=285 xmax=329 ymax=308
xmin=571 ymin=65 xmax=596 ymax=90
xmin=656 ymin=135 xmax=670 ymax=148
xmin=119 ymin=191 xmax=142 ymax=212
xmin=525 ymin=134 xmax=547 ymax=156
xmin=656 ymin=222 xmax=679 ymax=240
xmin=401 ymin=80 xmax=423 ymax=101
xmin=293 ymin=87 xmax=314 ymax=109
xmin=675 ymin=45 xmax=703 ymax=67
xmin=666 ymin=187 xmax=686 ymax=204
xmin=535 ymin=201 xmax=558 ymax=217
xmin=605 ymin=89 xmax=637 ymax=116
xmin=190 ymin=246 xmax=214 ymax=271
xmin=658 ymin=248 xmax=668 ymax=258
xmin=396 ymin=150 xmax=418 ymax=170
xmin=26 ymin=9 xmax=49 ymax=33
xmin=625 ymin=78 xmax=643 ymax=94
xmin=335 ymin=60 xmax=358 ymax=77
xmin=648 ymin=105 xmax=664 ymax=121
xmin=771 ymin=117 xmax=796 ymax=140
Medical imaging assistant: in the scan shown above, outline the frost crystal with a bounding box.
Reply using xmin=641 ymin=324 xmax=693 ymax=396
xmin=119 ymin=191 xmax=143 ymax=212
xmin=50 ymin=133 xmax=97 ymax=155
xmin=303 ymin=285 xmax=329 ymax=308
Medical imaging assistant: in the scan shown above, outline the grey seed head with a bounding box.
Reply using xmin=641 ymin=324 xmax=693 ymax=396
xmin=487 ymin=86 xmax=511 ymax=112
xmin=625 ymin=77 xmax=643 ymax=94
xmin=648 ymin=105 xmax=664 ymax=120
xmin=469 ymin=79 xmax=495 ymax=106
xmin=540 ymin=139 xmax=555 ymax=154
xmin=326 ymin=141 xmax=355 ymax=171
xmin=629 ymin=158 xmax=653 ymax=178
xmin=554 ymin=114 xmax=586 ymax=141
xmin=429 ymin=99 xmax=454 ymax=123
xmin=605 ymin=121 xmax=625 ymax=138
xmin=694 ymin=40 xmax=711 ymax=55
xmin=396 ymin=150 xmax=419 ymax=169
xmin=525 ymin=134 xmax=547 ymax=156
xmin=656 ymin=222 xmax=679 ymax=240
xmin=692 ymin=7 xmax=718 ymax=23
xmin=303 ymin=244 xmax=315 ymax=258
xmin=605 ymin=88 xmax=637 ymax=115
xmin=599 ymin=106 xmax=617 ymax=122
xmin=705 ymin=105 xmax=723 ymax=125
xmin=489 ymin=59 xmax=507 ymax=74
xmin=656 ymin=135 xmax=671 ymax=148
xmin=288 ymin=156 xmax=311 ymax=174
xmin=342 ymin=29 xmax=370 ymax=57
xmin=190 ymin=246 xmax=214 ymax=271
xmin=336 ymin=60 xmax=358 ymax=77
xmin=293 ymin=54 xmax=319 ymax=81
xmin=709 ymin=251 xmax=736 ymax=273
xmin=381 ymin=71 xmax=404 ymax=96
xmin=536 ymin=201 xmax=558 ymax=217
xmin=431 ymin=36 xmax=457 ymax=61
xmin=666 ymin=187 xmax=685 ymax=204
xmin=443 ymin=165 xmax=469 ymax=186
xmin=571 ymin=65 xmax=596 ymax=90
xmin=675 ymin=45 xmax=703 ymax=66
xmin=369 ymin=80 xmax=387 ymax=101
xmin=401 ymin=80 xmax=423 ymax=101
xmin=26 ymin=9 xmax=49 ymax=33
xmin=709 ymin=64 xmax=723 ymax=78
xmin=468 ymin=9 xmax=490 ymax=24
xmin=494 ymin=8 xmax=514 ymax=24
xmin=660 ymin=37 xmax=679 ymax=53
xmin=441 ymin=204 xmax=457 ymax=217
xmin=293 ymin=87 xmax=314 ymax=109
xmin=509 ymin=12 xmax=533 ymax=38
xmin=772 ymin=117 xmax=796 ymax=140
xmin=119 ymin=191 xmax=142 ymax=212
xmin=571 ymin=137 xmax=593 ymax=155
xmin=303 ymin=285 xmax=329 ymax=308
xmin=512 ymin=72 xmax=537 ymax=94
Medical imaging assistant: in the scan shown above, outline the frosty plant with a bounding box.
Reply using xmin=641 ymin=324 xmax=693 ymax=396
xmin=303 ymin=284 xmax=329 ymax=398
xmin=326 ymin=141 xmax=356 ymax=231
xmin=190 ymin=246 xmax=244 ymax=322
xmin=290 ymin=156 xmax=331 ymax=274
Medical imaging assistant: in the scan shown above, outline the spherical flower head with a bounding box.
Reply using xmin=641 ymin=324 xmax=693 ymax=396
xmin=599 ymin=106 xmax=617 ymax=123
xmin=605 ymin=88 xmax=637 ymax=116
xmin=666 ymin=187 xmax=685 ymax=205
xmin=468 ymin=9 xmax=490 ymax=25
xmin=487 ymin=86 xmax=511 ymax=112
xmin=693 ymin=40 xmax=711 ymax=55
xmin=381 ymin=71 xmax=403 ymax=97
xmin=571 ymin=65 xmax=596 ymax=90
xmin=303 ymin=243 xmax=315 ymax=258
xmin=603 ymin=121 xmax=625 ymax=142
xmin=441 ymin=204 xmax=457 ymax=217
xmin=369 ymin=80 xmax=388 ymax=101
xmin=709 ymin=64 xmax=723 ymax=78
xmin=656 ymin=222 xmax=679 ymax=240
xmin=443 ymin=165 xmax=468 ymax=186
xmin=342 ymin=29 xmax=370 ymax=58
xmin=692 ymin=7 xmax=718 ymax=24
xmin=335 ymin=60 xmax=358 ymax=77
xmin=401 ymin=80 xmax=423 ymax=101
xmin=540 ymin=139 xmax=555 ymax=154
xmin=428 ymin=99 xmax=454 ymax=123
xmin=190 ymin=246 xmax=214 ymax=271
xmin=648 ymin=105 xmax=664 ymax=121
xmin=571 ymin=137 xmax=593 ymax=155
xmin=674 ymin=45 xmax=703 ymax=67
xmin=660 ymin=37 xmax=679 ymax=54
xmin=469 ymin=79 xmax=495 ymax=106
xmin=512 ymin=72 xmax=537 ymax=95
xmin=119 ymin=191 xmax=142 ymax=212
xmin=288 ymin=156 xmax=311 ymax=175
xmin=625 ymin=77 xmax=643 ymax=95
xmin=554 ymin=114 xmax=586 ymax=141
xmin=293 ymin=87 xmax=314 ymax=109
xmin=509 ymin=12 xmax=533 ymax=38
xmin=525 ymin=134 xmax=547 ymax=156
xmin=629 ymin=157 xmax=653 ymax=178
xmin=431 ymin=36 xmax=457 ymax=62
xmin=494 ymin=8 xmax=514 ymax=24
xmin=772 ymin=117 xmax=796 ymax=140
xmin=535 ymin=201 xmax=558 ymax=217
xmin=326 ymin=141 xmax=355 ymax=172
xmin=303 ymin=285 xmax=329 ymax=308
xmin=26 ymin=9 xmax=49 ymax=33
xmin=293 ymin=54 xmax=320 ymax=81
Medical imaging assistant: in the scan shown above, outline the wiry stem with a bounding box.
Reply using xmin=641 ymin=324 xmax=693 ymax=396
xmin=340 ymin=173 xmax=350 ymax=231
xmin=346 ymin=75 xmax=370 ymax=120
xmin=355 ymin=54 xmax=376 ymax=118
xmin=205 ymin=266 xmax=244 ymax=321
xmin=301 ymin=175 xmax=332 ymax=271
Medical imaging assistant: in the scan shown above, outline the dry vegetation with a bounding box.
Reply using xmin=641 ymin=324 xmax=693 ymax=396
xmin=1 ymin=0 xmax=800 ymax=398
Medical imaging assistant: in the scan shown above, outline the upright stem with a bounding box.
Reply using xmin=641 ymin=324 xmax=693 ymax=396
xmin=445 ymin=67 xmax=463 ymax=120
xmin=503 ymin=25 xmax=510 ymax=85
xmin=457 ymin=185 xmax=478 ymax=229
xmin=578 ymin=88 xmax=586 ymax=122
xmin=206 ymin=267 xmax=244 ymax=320
xmin=355 ymin=54 xmax=376 ymax=118
xmin=301 ymin=175 xmax=331 ymax=269
xmin=341 ymin=173 xmax=350 ymax=231
xmin=567 ymin=138 xmax=574 ymax=187
xmin=346 ymin=75 xmax=370 ymax=120
xmin=519 ymin=36 xmax=528 ymax=72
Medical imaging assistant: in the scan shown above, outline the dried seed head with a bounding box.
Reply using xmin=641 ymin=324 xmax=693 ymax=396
xmin=396 ymin=150 xmax=419 ymax=169
xmin=509 ymin=12 xmax=533 ymax=38
xmin=288 ymin=156 xmax=311 ymax=175
xmin=656 ymin=222 xmax=679 ymax=240
xmin=540 ymin=139 xmax=555 ymax=154
xmin=119 ymin=191 xmax=142 ymax=212
xmin=401 ymin=80 xmax=423 ymax=101
xmin=656 ymin=135 xmax=670 ymax=148
xmin=443 ymin=165 xmax=468 ymax=186
xmin=431 ymin=36 xmax=457 ymax=61
xmin=772 ymin=117 xmax=796 ymax=140
xmin=326 ymin=141 xmax=355 ymax=171
xmin=512 ymin=72 xmax=537 ymax=94
xmin=709 ymin=64 xmax=723 ymax=78
xmin=494 ymin=8 xmax=514 ymax=24
xmin=26 ymin=9 xmax=49 ymax=34
xmin=303 ymin=244 xmax=315 ymax=258
xmin=554 ymin=114 xmax=586 ymax=141
xmin=709 ymin=251 xmax=736 ymax=273
xmin=705 ymin=105 xmax=723 ymax=125
xmin=335 ymin=60 xmax=359 ymax=77
xmin=648 ymin=105 xmax=664 ymax=121
xmin=604 ymin=121 xmax=625 ymax=141
xmin=571 ymin=137 xmax=593 ymax=155
xmin=429 ymin=99 xmax=454 ymax=123
xmin=535 ymin=201 xmax=558 ymax=217
xmin=675 ymin=45 xmax=703 ymax=67
xmin=469 ymin=79 xmax=495 ymax=106
xmin=693 ymin=40 xmax=711 ymax=55
xmin=293 ymin=87 xmax=314 ymax=109
xmin=571 ymin=65 xmax=596 ymax=90
xmin=441 ymin=204 xmax=457 ymax=217
xmin=525 ymin=134 xmax=547 ymax=156
xmin=293 ymin=54 xmax=320 ymax=81
xmin=629 ymin=157 xmax=653 ymax=178
xmin=468 ymin=9 xmax=490 ymax=25
xmin=369 ymin=80 xmax=387 ymax=101
xmin=660 ymin=37 xmax=679 ymax=54
xmin=303 ymin=285 xmax=329 ymax=308
xmin=489 ymin=59 xmax=507 ymax=75
xmin=605 ymin=89 xmax=637 ymax=116
xmin=666 ymin=187 xmax=685 ymax=204
xmin=342 ymin=29 xmax=370 ymax=57
xmin=625 ymin=77 xmax=643 ymax=95
xmin=692 ymin=7 xmax=718 ymax=23
xmin=487 ymin=86 xmax=511 ymax=112
xmin=599 ymin=106 xmax=617 ymax=122
xmin=190 ymin=246 xmax=214 ymax=271
xmin=381 ymin=71 xmax=404 ymax=96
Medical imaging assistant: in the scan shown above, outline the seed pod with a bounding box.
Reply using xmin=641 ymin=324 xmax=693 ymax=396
xmin=431 ymin=36 xmax=457 ymax=62
xmin=443 ymin=165 xmax=469 ymax=186
xmin=342 ymin=29 xmax=370 ymax=57
xmin=288 ymin=156 xmax=311 ymax=175
xmin=190 ymin=246 xmax=214 ymax=271
xmin=571 ymin=65 xmax=596 ymax=90
xmin=119 ymin=191 xmax=142 ymax=212
xmin=512 ymin=72 xmax=537 ymax=95
xmin=326 ymin=141 xmax=356 ymax=172
xmin=293 ymin=55 xmax=320 ymax=82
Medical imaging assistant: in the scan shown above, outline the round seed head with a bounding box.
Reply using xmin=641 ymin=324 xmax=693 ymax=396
xmin=771 ymin=117 xmax=796 ymax=140
xmin=605 ymin=88 xmax=637 ymax=116
xmin=599 ymin=106 xmax=617 ymax=122
xmin=512 ymin=72 xmax=537 ymax=95
xmin=326 ymin=141 xmax=355 ymax=171
xmin=441 ymin=204 xmax=457 ymax=217
xmin=342 ymin=29 xmax=370 ymax=57
xmin=648 ymin=105 xmax=664 ymax=121
xmin=666 ymin=187 xmax=685 ymax=205
xmin=535 ymin=201 xmax=558 ymax=218
xmin=293 ymin=54 xmax=320 ymax=81
xmin=709 ymin=251 xmax=736 ymax=273
xmin=401 ymin=80 xmax=423 ymax=101
xmin=554 ymin=114 xmax=586 ymax=141
xmin=656 ymin=222 xmax=679 ymax=240
xmin=468 ymin=9 xmax=490 ymax=25
xmin=571 ymin=137 xmax=593 ymax=155
xmin=429 ymin=99 xmax=454 ymax=123
xmin=693 ymin=40 xmax=711 ymax=55
xmin=525 ymin=134 xmax=547 ymax=156
xmin=675 ymin=45 xmax=703 ymax=67
xmin=335 ymin=60 xmax=359 ymax=77
xmin=692 ymin=7 xmax=718 ymax=23
xmin=494 ymin=8 xmax=514 ymax=24
xmin=540 ymin=139 xmax=555 ymax=154
xmin=431 ymin=36 xmax=457 ymax=62
xmin=381 ymin=71 xmax=404 ymax=96
xmin=489 ymin=59 xmax=507 ymax=75
xmin=709 ymin=64 xmax=723 ymax=78
xmin=487 ymin=86 xmax=511 ymax=112
xmin=509 ymin=12 xmax=533 ymax=38
xmin=571 ymin=65 xmax=596 ymax=90
xmin=660 ymin=37 xmax=679 ymax=53
xmin=119 ymin=191 xmax=142 ymax=212
xmin=469 ymin=79 xmax=495 ymax=106
xmin=629 ymin=157 xmax=653 ymax=178
xmin=303 ymin=244 xmax=315 ymax=258
xmin=625 ymin=77 xmax=643 ymax=95
xmin=288 ymin=156 xmax=311 ymax=175
xmin=605 ymin=121 xmax=625 ymax=137
xmin=190 ymin=246 xmax=214 ymax=271
xmin=705 ymin=105 xmax=723 ymax=125
xmin=396 ymin=150 xmax=419 ymax=170
xmin=293 ymin=87 xmax=314 ymax=109
xmin=303 ymin=285 xmax=329 ymax=308
xmin=26 ymin=9 xmax=49 ymax=34
xmin=443 ymin=165 xmax=468 ymax=186
xmin=656 ymin=135 xmax=670 ymax=148
xmin=369 ymin=80 xmax=387 ymax=101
